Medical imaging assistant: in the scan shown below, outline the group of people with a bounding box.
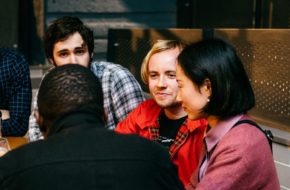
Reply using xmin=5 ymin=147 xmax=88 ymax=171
xmin=0 ymin=16 xmax=280 ymax=190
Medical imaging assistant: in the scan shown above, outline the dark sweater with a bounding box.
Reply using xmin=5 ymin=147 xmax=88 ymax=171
xmin=0 ymin=110 xmax=184 ymax=190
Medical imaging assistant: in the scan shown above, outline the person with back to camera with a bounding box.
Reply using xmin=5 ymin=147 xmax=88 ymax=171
xmin=0 ymin=48 xmax=32 ymax=137
xmin=28 ymin=16 xmax=145 ymax=141
xmin=0 ymin=64 xmax=185 ymax=190
xmin=115 ymin=40 xmax=207 ymax=186
xmin=176 ymin=38 xmax=280 ymax=190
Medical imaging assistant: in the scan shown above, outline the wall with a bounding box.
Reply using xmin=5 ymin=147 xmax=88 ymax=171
xmin=45 ymin=0 xmax=177 ymax=61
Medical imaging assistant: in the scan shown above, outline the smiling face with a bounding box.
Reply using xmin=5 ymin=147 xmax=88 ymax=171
xmin=147 ymin=48 xmax=181 ymax=108
xmin=176 ymin=64 xmax=211 ymax=120
xmin=51 ymin=32 xmax=90 ymax=67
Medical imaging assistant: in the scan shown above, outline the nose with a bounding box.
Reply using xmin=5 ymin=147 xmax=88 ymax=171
xmin=176 ymin=91 xmax=182 ymax=102
xmin=68 ymin=54 xmax=77 ymax=64
xmin=157 ymin=76 xmax=167 ymax=88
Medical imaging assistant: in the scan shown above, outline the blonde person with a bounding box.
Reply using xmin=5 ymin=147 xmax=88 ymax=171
xmin=115 ymin=40 xmax=207 ymax=186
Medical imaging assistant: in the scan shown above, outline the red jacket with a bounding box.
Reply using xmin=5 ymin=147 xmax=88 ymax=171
xmin=115 ymin=99 xmax=207 ymax=186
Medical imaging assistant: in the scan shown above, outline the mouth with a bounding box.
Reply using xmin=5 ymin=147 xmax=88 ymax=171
xmin=156 ymin=92 xmax=169 ymax=95
xmin=155 ymin=92 xmax=170 ymax=98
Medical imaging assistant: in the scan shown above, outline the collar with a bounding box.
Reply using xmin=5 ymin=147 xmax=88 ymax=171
xmin=204 ymin=114 xmax=244 ymax=152
xmin=136 ymin=99 xmax=207 ymax=132
xmin=186 ymin=118 xmax=208 ymax=132
xmin=48 ymin=109 xmax=104 ymax=136
xmin=136 ymin=100 xmax=162 ymax=129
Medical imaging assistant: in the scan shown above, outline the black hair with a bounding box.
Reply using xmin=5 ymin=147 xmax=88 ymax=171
xmin=44 ymin=16 xmax=94 ymax=61
xmin=37 ymin=64 xmax=104 ymax=126
xmin=177 ymin=38 xmax=255 ymax=119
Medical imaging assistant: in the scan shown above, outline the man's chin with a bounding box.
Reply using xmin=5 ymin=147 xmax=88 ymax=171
xmin=155 ymin=99 xmax=182 ymax=109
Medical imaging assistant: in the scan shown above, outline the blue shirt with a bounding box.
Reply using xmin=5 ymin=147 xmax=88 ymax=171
xmin=0 ymin=48 xmax=32 ymax=136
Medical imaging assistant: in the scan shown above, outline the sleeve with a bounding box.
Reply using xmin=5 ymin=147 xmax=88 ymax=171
xmin=28 ymin=89 xmax=44 ymax=141
xmin=110 ymin=66 xmax=145 ymax=123
xmin=2 ymin=52 xmax=32 ymax=136
xmin=114 ymin=104 xmax=142 ymax=134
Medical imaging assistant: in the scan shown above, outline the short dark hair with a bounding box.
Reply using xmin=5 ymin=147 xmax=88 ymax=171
xmin=177 ymin=38 xmax=255 ymax=119
xmin=37 ymin=64 xmax=104 ymax=127
xmin=44 ymin=16 xmax=94 ymax=60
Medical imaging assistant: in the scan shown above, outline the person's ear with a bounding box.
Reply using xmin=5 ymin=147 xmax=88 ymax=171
xmin=201 ymin=78 xmax=212 ymax=98
xmin=35 ymin=110 xmax=42 ymax=127
xmin=103 ymin=108 xmax=108 ymax=124
xmin=49 ymin=58 xmax=57 ymax=66
xmin=35 ymin=111 xmax=48 ymax=139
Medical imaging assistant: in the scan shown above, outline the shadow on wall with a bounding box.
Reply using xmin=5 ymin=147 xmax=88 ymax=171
xmin=18 ymin=0 xmax=45 ymax=65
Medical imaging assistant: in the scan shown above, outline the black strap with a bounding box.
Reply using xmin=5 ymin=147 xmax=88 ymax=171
xmin=232 ymin=120 xmax=273 ymax=152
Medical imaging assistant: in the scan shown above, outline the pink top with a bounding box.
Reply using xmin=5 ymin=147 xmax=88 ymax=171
xmin=187 ymin=114 xmax=280 ymax=190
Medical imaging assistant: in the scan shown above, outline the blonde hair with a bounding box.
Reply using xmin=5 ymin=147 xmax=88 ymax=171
xmin=140 ymin=40 xmax=185 ymax=85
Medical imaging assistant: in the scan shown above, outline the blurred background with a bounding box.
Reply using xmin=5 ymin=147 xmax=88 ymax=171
xmin=1 ymin=0 xmax=289 ymax=65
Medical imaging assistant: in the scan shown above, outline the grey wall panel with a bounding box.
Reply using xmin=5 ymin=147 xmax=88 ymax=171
xmin=46 ymin=0 xmax=176 ymax=13
xmin=45 ymin=0 xmax=177 ymax=61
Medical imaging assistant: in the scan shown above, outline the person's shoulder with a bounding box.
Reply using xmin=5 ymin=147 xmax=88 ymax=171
xmin=0 ymin=140 xmax=47 ymax=174
xmin=133 ymin=99 xmax=161 ymax=123
xmin=228 ymin=121 xmax=266 ymax=140
xmin=0 ymin=48 xmax=23 ymax=60
xmin=138 ymin=99 xmax=160 ymax=111
xmin=219 ymin=121 xmax=270 ymax=154
xmin=91 ymin=60 xmax=123 ymax=69
xmin=91 ymin=61 xmax=131 ymax=75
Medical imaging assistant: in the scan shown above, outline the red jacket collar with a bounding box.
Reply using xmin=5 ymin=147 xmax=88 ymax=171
xmin=136 ymin=99 xmax=207 ymax=132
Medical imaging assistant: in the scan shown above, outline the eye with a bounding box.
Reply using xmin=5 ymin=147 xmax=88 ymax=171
xmin=167 ymin=72 xmax=176 ymax=79
xmin=58 ymin=52 xmax=68 ymax=58
xmin=149 ymin=73 xmax=158 ymax=79
xmin=75 ymin=49 xmax=86 ymax=55
xmin=169 ymin=74 xmax=176 ymax=78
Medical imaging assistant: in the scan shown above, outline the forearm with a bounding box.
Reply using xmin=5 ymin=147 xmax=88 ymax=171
xmin=2 ymin=115 xmax=29 ymax=136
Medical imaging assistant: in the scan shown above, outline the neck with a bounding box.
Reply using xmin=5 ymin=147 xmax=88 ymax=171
xmin=207 ymin=115 xmax=219 ymax=128
xmin=48 ymin=108 xmax=104 ymax=136
xmin=164 ymin=106 xmax=187 ymax=120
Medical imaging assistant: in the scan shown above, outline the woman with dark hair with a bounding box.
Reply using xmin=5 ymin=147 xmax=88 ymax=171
xmin=176 ymin=38 xmax=279 ymax=190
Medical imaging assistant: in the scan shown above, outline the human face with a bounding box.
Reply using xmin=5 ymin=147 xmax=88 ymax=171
xmin=148 ymin=48 xmax=181 ymax=108
xmin=176 ymin=64 xmax=211 ymax=120
xmin=52 ymin=32 xmax=90 ymax=67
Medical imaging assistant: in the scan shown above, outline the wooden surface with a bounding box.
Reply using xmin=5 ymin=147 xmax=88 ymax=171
xmin=7 ymin=137 xmax=28 ymax=150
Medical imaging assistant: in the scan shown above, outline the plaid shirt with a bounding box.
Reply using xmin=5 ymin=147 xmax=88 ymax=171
xmin=28 ymin=61 xmax=145 ymax=141
xmin=91 ymin=61 xmax=145 ymax=129
xmin=148 ymin=119 xmax=189 ymax=158
xmin=0 ymin=48 xmax=32 ymax=136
